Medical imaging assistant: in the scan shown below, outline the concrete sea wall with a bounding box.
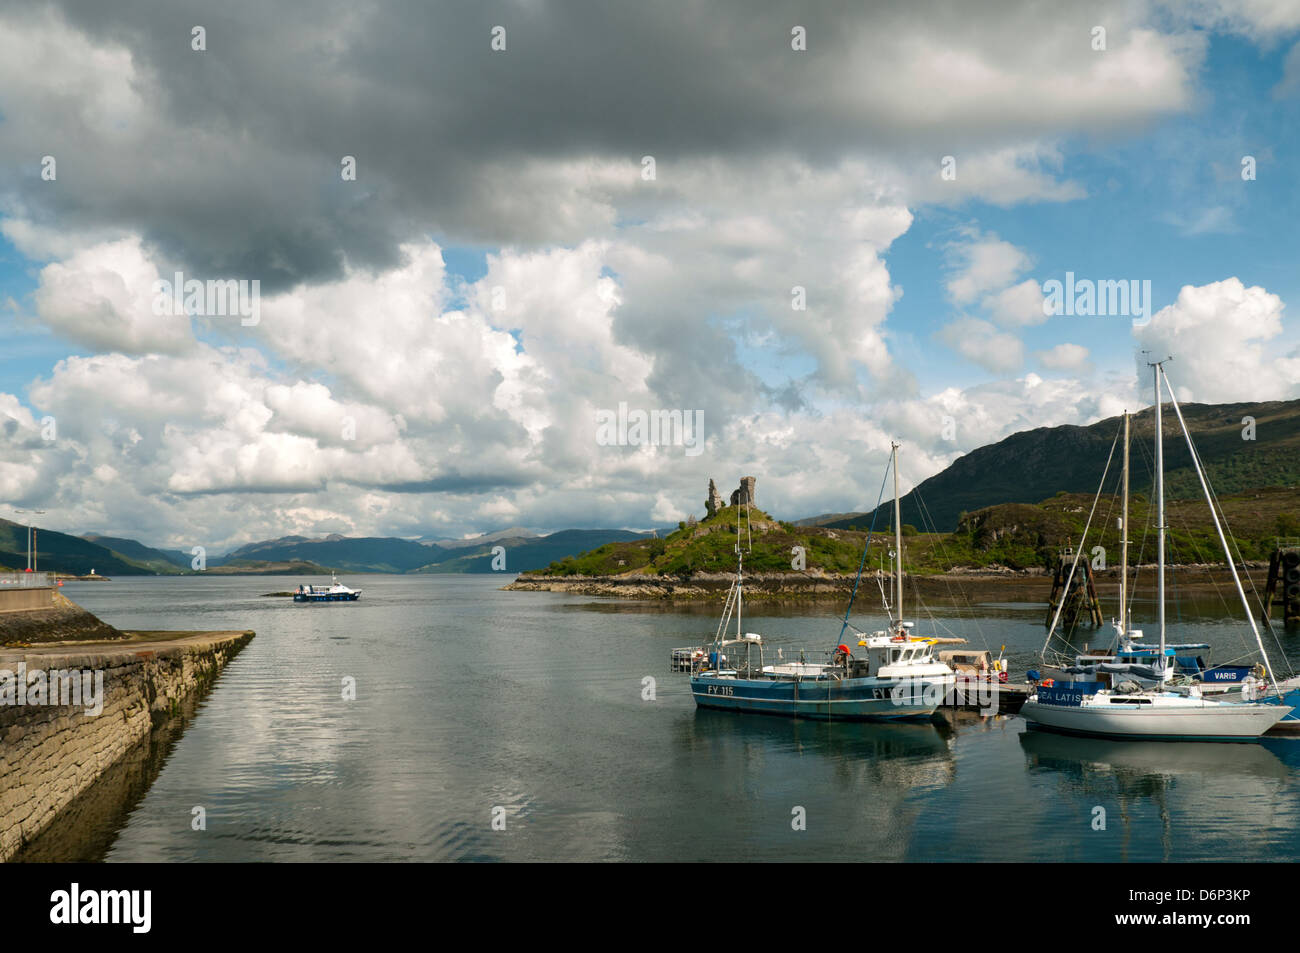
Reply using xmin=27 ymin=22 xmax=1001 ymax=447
xmin=0 ymin=630 xmax=254 ymax=862
xmin=0 ymin=590 xmax=124 ymax=645
xmin=0 ymin=587 xmax=55 ymax=612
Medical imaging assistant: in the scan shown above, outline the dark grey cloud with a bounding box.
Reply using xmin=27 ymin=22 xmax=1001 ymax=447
xmin=2 ymin=0 xmax=1192 ymax=289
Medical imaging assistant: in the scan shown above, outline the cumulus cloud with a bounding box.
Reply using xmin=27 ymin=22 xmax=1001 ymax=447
xmin=0 ymin=1 xmax=1206 ymax=290
xmin=1134 ymin=277 xmax=1300 ymax=402
xmin=987 ymin=278 xmax=1049 ymax=328
xmin=938 ymin=317 xmax=1026 ymax=374
xmin=1035 ymin=342 xmax=1093 ymax=372
xmin=946 ymin=234 xmax=1034 ymax=305
xmin=0 ymin=1 xmax=1286 ymax=547
xmin=32 ymin=237 xmax=195 ymax=355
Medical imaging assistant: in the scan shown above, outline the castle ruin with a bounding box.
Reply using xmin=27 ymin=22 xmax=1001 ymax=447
xmin=705 ymin=476 xmax=756 ymax=517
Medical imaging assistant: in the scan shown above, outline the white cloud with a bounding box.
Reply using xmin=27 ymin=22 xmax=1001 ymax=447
xmin=1163 ymin=0 xmax=1300 ymax=42
xmin=938 ymin=317 xmax=1025 ymax=373
xmin=1134 ymin=277 xmax=1300 ymax=402
xmin=946 ymin=234 xmax=1033 ymax=305
xmin=1035 ymin=342 xmax=1092 ymax=372
xmin=987 ymin=278 xmax=1049 ymax=327
xmin=1 ymin=2 xmax=1290 ymax=547
xmin=1273 ymin=40 xmax=1300 ymax=97
xmin=31 ymin=237 xmax=195 ymax=356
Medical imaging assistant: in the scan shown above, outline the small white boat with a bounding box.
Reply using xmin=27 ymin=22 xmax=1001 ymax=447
xmin=293 ymin=574 xmax=362 ymax=602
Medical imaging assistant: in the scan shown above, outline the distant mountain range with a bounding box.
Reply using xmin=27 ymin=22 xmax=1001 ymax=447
xmin=213 ymin=528 xmax=650 ymax=574
xmin=0 ymin=519 xmax=658 ymax=576
xmin=818 ymin=398 xmax=1300 ymax=533
xmin=6 ymin=398 xmax=1294 ymax=576
xmin=82 ymin=535 xmax=192 ymax=573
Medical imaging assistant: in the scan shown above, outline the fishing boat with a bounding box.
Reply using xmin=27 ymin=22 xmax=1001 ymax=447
xmin=1020 ymin=358 xmax=1288 ymax=742
xmin=293 ymin=574 xmax=362 ymax=602
xmin=672 ymin=442 xmax=956 ymax=721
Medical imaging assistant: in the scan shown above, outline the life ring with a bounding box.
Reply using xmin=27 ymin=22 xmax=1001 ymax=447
xmin=891 ymin=635 xmax=906 ymax=642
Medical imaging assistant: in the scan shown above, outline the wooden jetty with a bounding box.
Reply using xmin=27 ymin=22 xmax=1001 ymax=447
xmin=943 ymin=680 xmax=1030 ymax=714
xmin=1261 ymin=545 xmax=1300 ymax=628
xmin=1044 ymin=547 xmax=1103 ymax=628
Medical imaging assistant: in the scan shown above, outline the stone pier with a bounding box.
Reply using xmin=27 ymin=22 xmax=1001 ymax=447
xmin=0 ymin=629 xmax=254 ymax=861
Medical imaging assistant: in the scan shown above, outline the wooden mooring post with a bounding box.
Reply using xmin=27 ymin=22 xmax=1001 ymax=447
xmin=1045 ymin=546 xmax=1103 ymax=628
xmin=1261 ymin=545 xmax=1300 ymax=628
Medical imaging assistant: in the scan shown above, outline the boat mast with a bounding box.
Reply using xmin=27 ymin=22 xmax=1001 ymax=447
xmin=1119 ymin=411 xmax=1129 ymax=636
xmin=1162 ymin=375 xmax=1282 ymax=695
xmin=892 ymin=441 xmax=903 ymax=632
xmin=1152 ymin=360 xmax=1167 ymax=666
xmin=736 ymin=505 xmax=743 ymax=642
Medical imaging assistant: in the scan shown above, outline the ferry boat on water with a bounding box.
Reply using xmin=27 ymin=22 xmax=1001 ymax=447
xmin=672 ymin=442 xmax=956 ymax=722
xmin=293 ymin=574 xmax=362 ymax=602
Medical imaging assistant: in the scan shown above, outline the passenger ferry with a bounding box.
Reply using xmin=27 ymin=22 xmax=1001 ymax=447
xmin=293 ymin=574 xmax=362 ymax=602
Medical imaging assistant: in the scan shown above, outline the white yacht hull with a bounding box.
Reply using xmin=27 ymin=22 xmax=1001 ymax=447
xmin=1020 ymin=693 xmax=1287 ymax=741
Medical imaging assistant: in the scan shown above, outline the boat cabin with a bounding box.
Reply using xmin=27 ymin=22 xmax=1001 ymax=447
xmin=938 ymin=649 xmax=994 ymax=675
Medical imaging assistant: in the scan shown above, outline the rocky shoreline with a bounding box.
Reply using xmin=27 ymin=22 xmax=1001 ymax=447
xmin=505 ymin=565 xmax=1267 ymax=603
xmin=0 ymin=591 xmax=125 ymax=646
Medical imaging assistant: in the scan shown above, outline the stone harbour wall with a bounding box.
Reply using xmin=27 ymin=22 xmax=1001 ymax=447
xmin=0 ymin=630 xmax=253 ymax=862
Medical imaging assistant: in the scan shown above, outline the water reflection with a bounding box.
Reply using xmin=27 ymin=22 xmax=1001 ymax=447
xmin=686 ymin=708 xmax=955 ymax=783
xmin=1019 ymin=730 xmax=1300 ymax=862
xmin=1020 ymin=730 xmax=1291 ymax=783
xmin=24 ymin=576 xmax=1300 ymax=863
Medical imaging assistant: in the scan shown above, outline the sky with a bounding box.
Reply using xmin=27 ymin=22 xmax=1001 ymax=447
xmin=1 ymin=0 xmax=1299 ymax=552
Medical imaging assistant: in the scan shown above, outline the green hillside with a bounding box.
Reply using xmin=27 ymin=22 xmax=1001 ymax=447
xmin=824 ymin=398 xmax=1300 ymax=533
xmin=526 ymin=487 xmax=1300 ymax=578
xmin=82 ymin=535 xmax=189 ymax=573
xmin=531 ymin=508 xmax=877 ymax=577
xmin=0 ymin=519 xmax=159 ymax=576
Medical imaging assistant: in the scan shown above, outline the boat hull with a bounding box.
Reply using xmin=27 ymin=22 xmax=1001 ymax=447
xmin=691 ymin=674 xmax=955 ymax=721
xmin=293 ymin=592 xmax=360 ymax=602
xmin=1020 ymin=696 xmax=1286 ymax=741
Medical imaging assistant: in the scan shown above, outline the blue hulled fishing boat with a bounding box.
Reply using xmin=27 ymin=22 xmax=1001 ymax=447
xmin=672 ymin=442 xmax=956 ymax=722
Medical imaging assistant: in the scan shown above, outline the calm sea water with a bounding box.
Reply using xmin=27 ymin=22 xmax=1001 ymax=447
xmin=48 ymin=575 xmax=1300 ymax=862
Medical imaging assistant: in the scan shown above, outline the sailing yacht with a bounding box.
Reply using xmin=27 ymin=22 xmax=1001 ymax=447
xmin=1019 ymin=359 xmax=1288 ymax=741
xmin=675 ymin=442 xmax=956 ymax=721
xmin=1057 ymin=413 xmax=1243 ymax=694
